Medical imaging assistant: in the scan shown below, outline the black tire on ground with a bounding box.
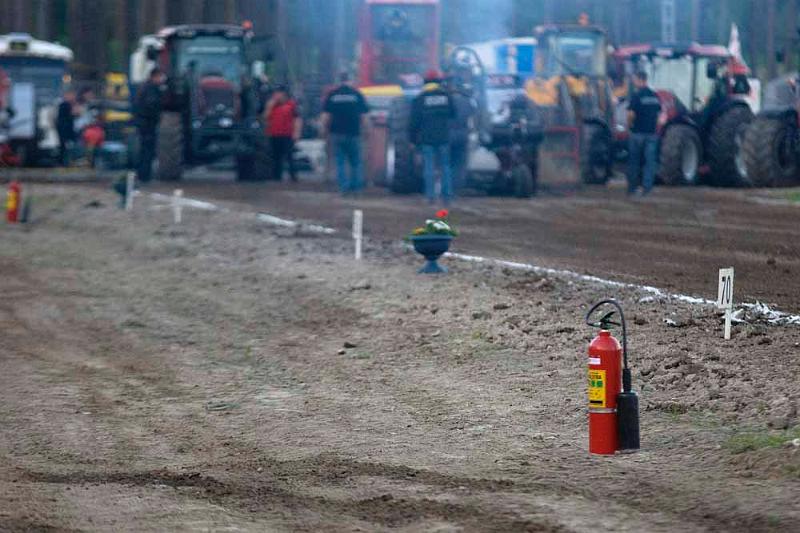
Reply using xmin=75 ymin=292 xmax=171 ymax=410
xmin=387 ymin=97 xmax=423 ymax=194
xmin=659 ymin=124 xmax=701 ymax=186
xmin=706 ymin=105 xmax=754 ymax=186
xmin=390 ymin=140 xmax=422 ymax=194
xmin=236 ymin=133 xmax=273 ymax=181
xmin=156 ymin=111 xmax=184 ymax=181
xmin=580 ymin=123 xmax=612 ymax=185
xmin=741 ymin=116 xmax=799 ymax=187
xmin=511 ymin=164 xmax=534 ymax=198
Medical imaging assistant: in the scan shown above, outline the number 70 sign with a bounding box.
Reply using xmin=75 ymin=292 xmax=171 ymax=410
xmin=717 ymin=268 xmax=734 ymax=339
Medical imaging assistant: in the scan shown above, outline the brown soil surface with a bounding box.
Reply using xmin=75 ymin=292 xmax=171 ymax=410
xmin=1 ymin=185 xmax=798 ymax=532
xmin=148 ymin=179 xmax=800 ymax=313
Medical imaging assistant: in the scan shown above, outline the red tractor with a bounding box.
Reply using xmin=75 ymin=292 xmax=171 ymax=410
xmin=613 ymin=43 xmax=754 ymax=186
xmin=130 ymin=24 xmax=270 ymax=181
xmin=358 ymin=0 xmax=441 ymax=193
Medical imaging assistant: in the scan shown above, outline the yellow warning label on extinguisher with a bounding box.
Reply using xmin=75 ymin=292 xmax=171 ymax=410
xmin=588 ymin=369 xmax=606 ymax=408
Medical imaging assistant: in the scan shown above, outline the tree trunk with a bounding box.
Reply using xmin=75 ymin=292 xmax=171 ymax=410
xmin=767 ymin=0 xmax=777 ymax=79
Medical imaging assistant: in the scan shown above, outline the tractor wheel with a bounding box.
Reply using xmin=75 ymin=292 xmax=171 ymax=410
xmin=156 ymin=111 xmax=184 ymax=181
xmin=511 ymin=164 xmax=534 ymax=198
xmin=659 ymin=124 xmax=701 ymax=186
xmin=580 ymin=123 xmax=612 ymax=185
xmin=237 ymin=134 xmax=272 ymax=181
xmin=741 ymin=116 xmax=799 ymax=187
xmin=390 ymin=140 xmax=422 ymax=194
xmin=387 ymin=97 xmax=422 ymax=194
xmin=706 ymin=105 xmax=754 ymax=186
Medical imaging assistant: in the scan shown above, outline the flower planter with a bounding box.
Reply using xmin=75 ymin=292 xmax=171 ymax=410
xmin=411 ymin=235 xmax=453 ymax=274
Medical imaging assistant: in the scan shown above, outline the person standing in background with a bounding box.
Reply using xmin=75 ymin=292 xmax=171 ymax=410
xmin=321 ymin=72 xmax=370 ymax=196
xmin=56 ymin=90 xmax=78 ymax=166
xmin=409 ymin=69 xmax=456 ymax=205
xmin=265 ymin=86 xmax=302 ymax=182
xmin=133 ymin=68 xmax=165 ymax=183
xmin=626 ymin=71 xmax=662 ymax=197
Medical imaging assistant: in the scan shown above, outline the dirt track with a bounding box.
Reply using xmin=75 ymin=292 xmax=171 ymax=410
xmin=148 ymin=178 xmax=800 ymax=313
xmin=0 ymin=185 xmax=798 ymax=531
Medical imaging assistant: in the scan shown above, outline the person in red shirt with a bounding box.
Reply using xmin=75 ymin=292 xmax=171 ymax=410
xmin=265 ymin=86 xmax=302 ymax=182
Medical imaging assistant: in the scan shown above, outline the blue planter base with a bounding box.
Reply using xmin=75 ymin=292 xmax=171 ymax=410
xmin=419 ymin=260 xmax=448 ymax=274
xmin=411 ymin=235 xmax=453 ymax=275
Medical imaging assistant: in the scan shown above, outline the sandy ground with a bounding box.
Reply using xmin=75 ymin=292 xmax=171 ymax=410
xmin=0 ymin=184 xmax=799 ymax=532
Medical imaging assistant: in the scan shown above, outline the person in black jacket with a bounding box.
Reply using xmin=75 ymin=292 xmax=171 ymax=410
xmin=56 ymin=90 xmax=77 ymax=166
xmin=133 ymin=68 xmax=165 ymax=183
xmin=409 ymin=69 xmax=456 ymax=204
xmin=627 ymin=71 xmax=661 ymax=197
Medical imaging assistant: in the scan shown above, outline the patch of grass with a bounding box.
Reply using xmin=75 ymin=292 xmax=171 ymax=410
xmin=782 ymin=190 xmax=800 ymax=203
xmin=724 ymin=427 xmax=800 ymax=454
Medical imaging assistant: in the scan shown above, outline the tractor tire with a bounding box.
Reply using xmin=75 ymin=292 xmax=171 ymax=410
xmin=741 ymin=116 xmax=799 ymax=187
xmin=706 ymin=105 xmax=753 ymax=186
xmin=659 ymin=124 xmax=701 ymax=186
xmin=511 ymin=164 xmax=534 ymax=198
xmin=156 ymin=111 xmax=184 ymax=181
xmin=387 ymin=97 xmax=423 ymax=194
xmin=236 ymin=133 xmax=272 ymax=181
xmin=390 ymin=140 xmax=422 ymax=194
xmin=580 ymin=123 xmax=612 ymax=185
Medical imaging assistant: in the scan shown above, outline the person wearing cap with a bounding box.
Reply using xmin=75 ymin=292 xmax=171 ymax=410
xmin=265 ymin=85 xmax=302 ymax=182
xmin=321 ymin=72 xmax=370 ymax=195
xmin=409 ymin=69 xmax=456 ymax=204
xmin=133 ymin=67 xmax=166 ymax=183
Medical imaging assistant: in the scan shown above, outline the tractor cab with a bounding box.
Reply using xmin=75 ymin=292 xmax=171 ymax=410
xmin=613 ymin=43 xmax=737 ymax=123
xmin=358 ymin=0 xmax=440 ymax=95
xmin=535 ymin=25 xmax=607 ymax=80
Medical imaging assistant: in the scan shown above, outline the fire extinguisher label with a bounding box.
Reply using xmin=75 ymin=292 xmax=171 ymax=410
xmin=588 ymin=369 xmax=606 ymax=408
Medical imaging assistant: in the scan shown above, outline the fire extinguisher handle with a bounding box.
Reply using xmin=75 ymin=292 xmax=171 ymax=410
xmin=585 ymin=299 xmax=629 ymax=382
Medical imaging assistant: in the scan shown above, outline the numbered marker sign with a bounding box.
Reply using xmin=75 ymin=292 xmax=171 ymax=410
xmin=717 ymin=267 xmax=734 ymax=340
xmin=717 ymin=268 xmax=734 ymax=310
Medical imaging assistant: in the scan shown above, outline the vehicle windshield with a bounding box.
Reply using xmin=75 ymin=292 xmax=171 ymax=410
xmin=543 ymin=32 xmax=606 ymax=77
xmin=635 ymin=55 xmax=717 ymax=111
xmin=175 ymin=36 xmax=244 ymax=85
xmin=0 ymin=56 xmax=66 ymax=103
xmin=369 ymin=5 xmax=436 ymax=85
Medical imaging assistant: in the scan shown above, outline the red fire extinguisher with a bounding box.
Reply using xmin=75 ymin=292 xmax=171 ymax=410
xmin=6 ymin=180 xmax=20 ymax=223
xmin=585 ymin=299 xmax=640 ymax=455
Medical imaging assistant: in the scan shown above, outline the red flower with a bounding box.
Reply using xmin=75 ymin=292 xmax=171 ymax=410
xmin=436 ymin=209 xmax=449 ymax=219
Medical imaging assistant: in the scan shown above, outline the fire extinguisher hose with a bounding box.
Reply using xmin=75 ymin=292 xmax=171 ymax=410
xmin=585 ymin=299 xmax=632 ymax=394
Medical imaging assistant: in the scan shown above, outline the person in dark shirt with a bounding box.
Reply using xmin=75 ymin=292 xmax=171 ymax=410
xmin=322 ymin=72 xmax=370 ymax=195
xmin=56 ymin=90 xmax=77 ymax=166
xmin=409 ymin=69 xmax=456 ymax=205
xmin=133 ymin=68 xmax=165 ymax=183
xmin=627 ymin=71 xmax=662 ymax=197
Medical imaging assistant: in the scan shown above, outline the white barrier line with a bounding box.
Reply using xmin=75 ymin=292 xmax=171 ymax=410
xmin=147 ymin=192 xmax=798 ymax=326
xmin=150 ymin=192 xmax=219 ymax=211
xmin=256 ymin=213 xmax=336 ymax=235
xmin=447 ymin=252 xmax=800 ymax=326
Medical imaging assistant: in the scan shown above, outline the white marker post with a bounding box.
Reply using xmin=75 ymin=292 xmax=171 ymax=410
xmin=717 ymin=267 xmax=735 ymax=340
xmin=125 ymin=171 xmax=135 ymax=211
xmin=353 ymin=209 xmax=363 ymax=260
xmin=173 ymin=189 xmax=183 ymax=224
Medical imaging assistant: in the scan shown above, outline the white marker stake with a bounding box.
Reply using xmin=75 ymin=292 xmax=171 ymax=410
xmin=353 ymin=209 xmax=363 ymax=260
xmin=717 ymin=267 xmax=735 ymax=340
xmin=173 ymin=189 xmax=183 ymax=224
xmin=125 ymin=171 xmax=135 ymax=211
